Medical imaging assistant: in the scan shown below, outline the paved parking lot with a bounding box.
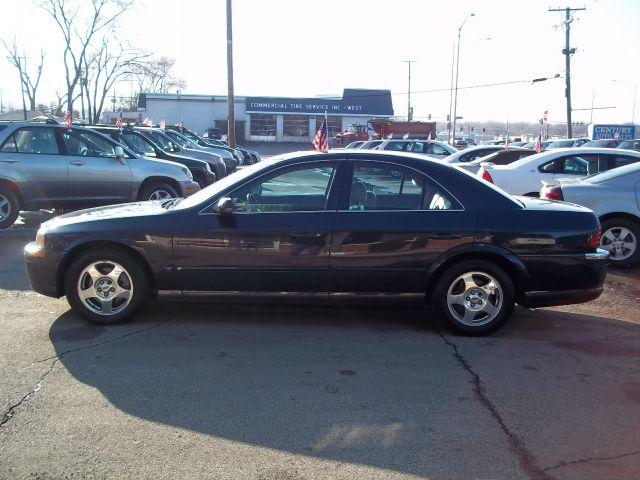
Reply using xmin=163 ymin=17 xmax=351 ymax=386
xmin=1 ymin=230 xmax=640 ymax=479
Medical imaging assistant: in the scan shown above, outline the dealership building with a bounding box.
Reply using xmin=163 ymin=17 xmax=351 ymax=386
xmin=132 ymin=88 xmax=394 ymax=142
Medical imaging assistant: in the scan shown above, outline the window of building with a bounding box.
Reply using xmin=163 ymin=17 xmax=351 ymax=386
xmin=249 ymin=114 xmax=276 ymax=137
xmin=324 ymin=116 xmax=342 ymax=138
xmin=283 ymin=115 xmax=309 ymax=137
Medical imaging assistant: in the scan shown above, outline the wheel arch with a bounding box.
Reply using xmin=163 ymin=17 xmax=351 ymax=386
xmin=598 ymin=212 xmax=640 ymax=226
xmin=0 ymin=178 xmax=25 ymax=210
xmin=57 ymin=240 xmax=157 ymax=296
xmin=425 ymin=244 xmax=530 ymax=304
xmin=136 ymin=176 xmax=182 ymax=200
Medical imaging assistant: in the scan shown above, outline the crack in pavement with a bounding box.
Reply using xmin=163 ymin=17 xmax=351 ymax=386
xmin=543 ymin=448 xmax=640 ymax=473
xmin=1 ymin=308 xmax=181 ymax=428
xmin=437 ymin=330 xmax=556 ymax=480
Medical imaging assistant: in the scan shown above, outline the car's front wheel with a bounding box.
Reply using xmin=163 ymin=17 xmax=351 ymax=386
xmin=600 ymin=218 xmax=640 ymax=267
xmin=433 ymin=260 xmax=515 ymax=336
xmin=65 ymin=248 xmax=150 ymax=324
xmin=0 ymin=187 xmax=20 ymax=229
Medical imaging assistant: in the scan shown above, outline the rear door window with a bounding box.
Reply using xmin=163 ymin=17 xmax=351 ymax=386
xmin=5 ymin=128 xmax=60 ymax=154
xmin=428 ymin=143 xmax=449 ymax=155
xmin=348 ymin=162 xmax=462 ymax=211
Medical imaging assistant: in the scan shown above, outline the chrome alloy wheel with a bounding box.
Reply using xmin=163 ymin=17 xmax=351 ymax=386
xmin=446 ymin=271 xmax=503 ymax=326
xmin=77 ymin=261 xmax=133 ymax=315
xmin=600 ymin=227 xmax=637 ymax=261
xmin=148 ymin=189 xmax=174 ymax=201
xmin=0 ymin=193 xmax=10 ymax=221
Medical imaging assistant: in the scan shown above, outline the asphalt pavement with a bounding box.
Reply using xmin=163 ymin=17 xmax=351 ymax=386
xmin=1 ymin=229 xmax=640 ymax=479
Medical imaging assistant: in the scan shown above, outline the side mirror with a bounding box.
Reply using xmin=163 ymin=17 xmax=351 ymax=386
xmin=216 ymin=197 xmax=236 ymax=215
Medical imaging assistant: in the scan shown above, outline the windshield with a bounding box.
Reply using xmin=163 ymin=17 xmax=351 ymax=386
xmin=583 ymin=161 xmax=640 ymax=183
xmin=164 ymin=130 xmax=193 ymax=148
xmin=583 ymin=139 xmax=620 ymax=147
xmin=146 ymin=131 xmax=180 ymax=152
xmin=549 ymin=140 xmax=574 ymax=148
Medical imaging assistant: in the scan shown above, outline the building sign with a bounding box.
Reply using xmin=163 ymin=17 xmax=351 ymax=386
xmin=246 ymin=89 xmax=394 ymax=117
xmin=589 ymin=124 xmax=637 ymax=140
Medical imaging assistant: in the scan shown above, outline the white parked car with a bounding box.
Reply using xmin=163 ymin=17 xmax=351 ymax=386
xmin=540 ymin=162 xmax=640 ymax=266
xmin=477 ymin=148 xmax=640 ymax=196
xmin=377 ymin=139 xmax=457 ymax=160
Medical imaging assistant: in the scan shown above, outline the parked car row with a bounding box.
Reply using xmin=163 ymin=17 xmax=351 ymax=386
xmin=0 ymin=120 xmax=262 ymax=229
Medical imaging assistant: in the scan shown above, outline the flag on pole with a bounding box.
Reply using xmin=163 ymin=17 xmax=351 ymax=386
xmin=221 ymin=134 xmax=227 ymax=141
xmin=159 ymin=119 xmax=166 ymax=129
xmin=614 ymin=131 xmax=620 ymax=140
xmin=115 ymin=111 xmax=123 ymax=129
xmin=403 ymin=132 xmax=409 ymax=139
xmin=312 ymin=112 xmax=329 ymax=152
xmin=64 ymin=111 xmax=72 ymax=129
xmin=534 ymin=134 xmax=543 ymax=153
xmin=178 ymin=121 xmax=184 ymax=132
xmin=143 ymin=117 xmax=153 ymax=127
xmin=429 ymin=130 xmax=435 ymax=140
xmin=504 ymin=135 xmax=509 ymax=150
xmin=386 ymin=132 xmax=393 ymax=139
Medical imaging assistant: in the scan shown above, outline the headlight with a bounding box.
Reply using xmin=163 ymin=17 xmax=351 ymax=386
xmin=182 ymin=167 xmax=193 ymax=180
xmin=36 ymin=228 xmax=46 ymax=249
xmin=204 ymin=162 xmax=213 ymax=173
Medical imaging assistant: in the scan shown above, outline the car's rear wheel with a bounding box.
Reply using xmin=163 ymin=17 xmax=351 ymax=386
xmin=65 ymin=248 xmax=149 ymax=324
xmin=600 ymin=218 xmax=640 ymax=267
xmin=0 ymin=188 xmax=20 ymax=229
xmin=433 ymin=260 xmax=515 ymax=336
xmin=138 ymin=182 xmax=179 ymax=201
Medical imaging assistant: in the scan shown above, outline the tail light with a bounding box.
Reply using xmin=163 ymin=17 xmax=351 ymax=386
xmin=587 ymin=228 xmax=602 ymax=249
xmin=543 ymin=185 xmax=564 ymax=201
xmin=481 ymin=168 xmax=494 ymax=183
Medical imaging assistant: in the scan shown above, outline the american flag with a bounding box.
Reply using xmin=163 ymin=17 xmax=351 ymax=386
xmin=159 ymin=119 xmax=166 ymax=129
xmin=115 ymin=111 xmax=123 ymax=129
xmin=312 ymin=113 xmax=329 ymax=152
xmin=403 ymin=132 xmax=409 ymax=139
xmin=504 ymin=135 xmax=509 ymax=150
xmin=64 ymin=111 xmax=72 ymax=129
xmin=614 ymin=131 xmax=620 ymax=140
xmin=534 ymin=134 xmax=543 ymax=153
xmin=178 ymin=121 xmax=184 ymax=132
xmin=143 ymin=117 xmax=153 ymax=127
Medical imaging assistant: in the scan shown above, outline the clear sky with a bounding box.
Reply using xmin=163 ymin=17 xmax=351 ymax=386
xmin=1 ymin=0 xmax=639 ymax=125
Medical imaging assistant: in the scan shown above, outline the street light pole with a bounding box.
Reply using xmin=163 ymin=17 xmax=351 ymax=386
xmin=451 ymin=12 xmax=474 ymax=146
xmin=447 ymin=43 xmax=455 ymax=144
xmin=402 ymin=60 xmax=415 ymax=121
xmin=613 ymin=80 xmax=637 ymax=124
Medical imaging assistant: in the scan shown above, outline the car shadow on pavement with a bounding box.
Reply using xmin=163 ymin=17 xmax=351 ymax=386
xmin=48 ymin=302 xmax=640 ymax=478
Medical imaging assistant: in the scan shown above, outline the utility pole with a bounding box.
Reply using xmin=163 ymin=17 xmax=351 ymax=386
xmin=549 ymin=6 xmax=585 ymax=138
xmin=226 ymin=0 xmax=236 ymax=148
xmin=447 ymin=43 xmax=455 ymax=144
xmin=452 ymin=13 xmax=474 ymax=146
xmin=402 ymin=60 xmax=415 ymax=121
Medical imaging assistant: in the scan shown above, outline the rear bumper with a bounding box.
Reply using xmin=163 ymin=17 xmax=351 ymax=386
xmin=519 ymin=248 xmax=608 ymax=308
xmin=520 ymin=287 xmax=604 ymax=308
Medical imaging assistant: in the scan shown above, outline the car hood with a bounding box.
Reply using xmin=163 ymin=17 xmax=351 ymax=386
xmin=41 ymin=201 xmax=170 ymax=229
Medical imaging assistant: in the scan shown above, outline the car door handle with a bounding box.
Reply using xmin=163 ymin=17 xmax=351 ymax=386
xmin=290 ymin=231 xmax=324 ymax=239
xmin=69 ymin=160 xmax=85 ymax=166
xmin=0 ymin=159 xmax=18 ymax=164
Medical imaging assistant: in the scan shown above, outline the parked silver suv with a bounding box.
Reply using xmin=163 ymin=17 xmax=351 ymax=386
xmin=0 ymin=121 xmax=200 ymax=228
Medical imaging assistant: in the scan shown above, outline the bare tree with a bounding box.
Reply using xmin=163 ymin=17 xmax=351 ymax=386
xmin=133 ymin=56 xmax=186 ymax=94
xmin=39 ymin=0 xmax=134 ymax=115
xmin=2 ymin=38 xmax=45 ymax=111
xmin=83 ymin=37 xmax=149 ymax=122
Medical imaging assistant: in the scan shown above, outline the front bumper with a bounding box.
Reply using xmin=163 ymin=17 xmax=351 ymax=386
xmin=180 ymin=180 xmax=201 ymax=197
xmin=24 ymin=243 xmax=63 ymax=297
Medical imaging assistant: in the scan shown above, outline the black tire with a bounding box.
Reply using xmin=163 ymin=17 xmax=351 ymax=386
xmin=137 ymin=181 xmax=179 ymax=201
xmin=0 ymin=187 xmax=20 ymax=229
xmin=432 ymin=260 xmax=515 ymax=336
xmin=600 ymin=218 xmax=640 ymax=267
xmin=64 ymin=247 xmax=150 ymax=325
